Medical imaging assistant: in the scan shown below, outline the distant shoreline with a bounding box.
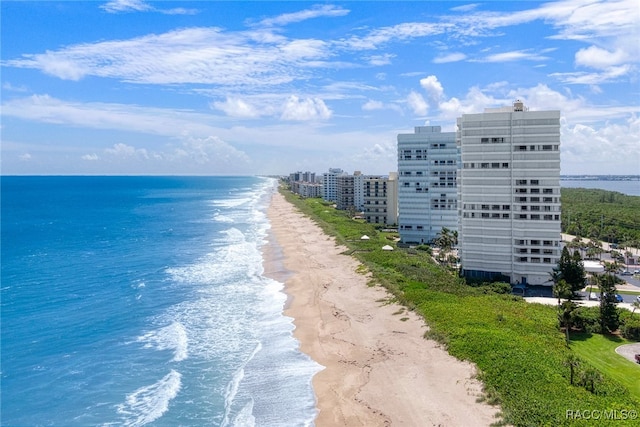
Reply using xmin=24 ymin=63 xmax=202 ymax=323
xmin=561 ymin=175 xmax=639 ymax=181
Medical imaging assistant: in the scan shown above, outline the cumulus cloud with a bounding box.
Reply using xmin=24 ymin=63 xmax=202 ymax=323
xmin=406 ymin=91 xmax=428 ymax=116
xmin=575 ymin=46 xmax=629 ymax=69
xmin=19 ymin=153 xmax=32 ymax=161
xmin=419 ymin=75 xmax=444 ymax=104
xmin=212 ymin=97 xmax=261 ymax=118
xmin=280 ymin=96 xmax=332 ymax=120
xmin=82 ymin=153 xmax=99 ymax=161
xmin=561 ymin=115 xmax=640 ymax=174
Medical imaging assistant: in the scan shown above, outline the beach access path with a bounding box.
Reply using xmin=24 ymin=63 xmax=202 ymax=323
xmin=264 ymin=191 xmax=500 ymax=427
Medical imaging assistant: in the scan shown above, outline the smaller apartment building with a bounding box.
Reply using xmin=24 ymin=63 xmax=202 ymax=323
xmin=364 ymin=173 xmax=398 ymax=226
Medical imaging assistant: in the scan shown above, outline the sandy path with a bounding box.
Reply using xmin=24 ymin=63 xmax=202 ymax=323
xmin=264 ymin=191 xmax=500 ymax=426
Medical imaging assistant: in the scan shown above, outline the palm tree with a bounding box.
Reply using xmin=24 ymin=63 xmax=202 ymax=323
xmin=580 ymin=368 xmax=602 ymax=394
xmin=563 ymin=354 xmax=581 ymax=385
xmin=435 ymin=227 xmax=454 ymax=266
xmin=604 ymin=261 xmax=619 ymax=275
xmin=553 ymin=279 xmax=576 ymax=345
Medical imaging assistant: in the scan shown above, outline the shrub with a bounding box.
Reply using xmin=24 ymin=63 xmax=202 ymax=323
xmin=621 ymin=317 xmax=640 ymax=341
xmin=416 ymin=244 xmax=432 ymax=254
xmin=572 ymin=306 xmax=601 ymax=333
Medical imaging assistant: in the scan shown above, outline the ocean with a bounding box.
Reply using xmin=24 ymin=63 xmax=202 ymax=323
xmin=561 ymin=179 xmax=640 ymax=196
xmin=1 ymin=176 xmax=321 ymax=427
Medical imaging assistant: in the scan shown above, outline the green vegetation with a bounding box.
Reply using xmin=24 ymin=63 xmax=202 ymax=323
xmin=562 ymin=188 xmax=640 ymax=247
xmin=282 ymin=189 xmax=640 ymax=426
xmin=571 ymin=333 xmax=640 ymax=401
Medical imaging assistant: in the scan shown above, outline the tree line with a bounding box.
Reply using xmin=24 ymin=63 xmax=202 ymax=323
xmin=561 ymin=188 xmax=640 ymax=248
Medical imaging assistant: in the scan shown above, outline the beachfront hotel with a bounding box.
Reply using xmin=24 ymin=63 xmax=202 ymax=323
xmin=457 ymin=100 xmax=561 ymax=286
xmin=363 ymin=173 xmax=398 ymax=226
xmin=397 ymin=126 xmax=458 ymax=244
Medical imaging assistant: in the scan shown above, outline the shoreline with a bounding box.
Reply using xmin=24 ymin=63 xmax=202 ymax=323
xmin=263 ymin=190 xmax=500 ymax=426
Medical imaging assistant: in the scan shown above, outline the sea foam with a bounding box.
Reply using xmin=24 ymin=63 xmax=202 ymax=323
xmin=116 ymin=370 xmax=182 ymax=427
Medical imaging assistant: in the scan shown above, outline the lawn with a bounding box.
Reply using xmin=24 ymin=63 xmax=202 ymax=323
xmin=570 ymin=333 xmax=640 ymax=401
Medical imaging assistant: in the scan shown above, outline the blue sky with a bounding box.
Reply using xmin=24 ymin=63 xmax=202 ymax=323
xmin=1 ymin=0 xmax=639 ymax=175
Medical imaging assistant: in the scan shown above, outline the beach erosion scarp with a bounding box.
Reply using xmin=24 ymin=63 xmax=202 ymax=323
xmin=263 ymin=190 xmax=501 ymax=426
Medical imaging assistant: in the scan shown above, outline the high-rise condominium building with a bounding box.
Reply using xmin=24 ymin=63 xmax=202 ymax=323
xmin=322 ymin=168 xmax=345 ymax=202
xmin=397 ymin=126 xmax=458 ymax=244
xmin=457 ymin=100 xmax=561 ymax=286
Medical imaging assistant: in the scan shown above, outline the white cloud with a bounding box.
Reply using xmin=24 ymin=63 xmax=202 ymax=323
xmin=406 ymin=91 xmax=428 ymax=116
xmin=451 ymin=3 xmax=480 ymax=13
xmin=254 ymin=5 xmax=349 ymax=27
xmin=561 ymin=115 xmax=640 ymax=174
xmin=2 ymin=82 xmax=29 ymax=92
xmin=19 ymin=153 xmax=32 ymax=161
xmin=212 ymin=97 xmax=261 ymax=118
xmin=105 ymin=143 xmax=149 ymax=159
xmin=280 ymin=96 xmax=332 ymax=121
xmin=1 ymin=94 xmax=226 ymax=138
xmin=477 ymin=50 xmax=550 ymax=63
xmin=3 ymin=27 xmax=325 ymax=86
xmin=362 ymin=100 xmax=384 ymax=111
xmin=365 ymin=54 xmax=395 ymax=66
xmin=419 ymin=75 xmax=444 ymax=104
xmin=100 ymin=0 xmax=197 ymax=15
xmin=549 ymin=65 xmax=632 ymax=85
xmin=101 ymin=0 xmax=152 ymax=13
xmin=575 ymin=46 xmax=629 ymax=69
xmin=433 ymin=52 xmax=466 ymax=64
xmin=173 ymin=136 xmax=250 ymax=165
xmin=82 ymin=153 xmax=99 ymax=161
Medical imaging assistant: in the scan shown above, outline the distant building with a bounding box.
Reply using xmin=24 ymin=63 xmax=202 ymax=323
xmin=364 ymin=173 xmax=398 ymax=226
xmin=298 ymin=182 xmax=322 ymax=198
xmin=353 ymin=171 xmax=365 ymax=212
xmin=457 ymin=100 xmax=561 ymax=286
xmin=288 ymin=171 xmax=320 ymax=198
xmin=322 ymin=168 xmax=345 ymax=202
xmin=336 ymin=174 xmax=356 ymax=211
xmin=397 ymin=126 xmax=458 ymax=244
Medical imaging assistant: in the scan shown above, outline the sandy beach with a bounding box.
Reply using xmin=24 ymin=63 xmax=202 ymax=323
xmin=264 ymin=191 xmax=500 ymax=426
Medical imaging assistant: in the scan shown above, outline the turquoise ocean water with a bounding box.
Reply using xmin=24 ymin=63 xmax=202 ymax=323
xmin=1 ymin=176 xmax=320 ymax=427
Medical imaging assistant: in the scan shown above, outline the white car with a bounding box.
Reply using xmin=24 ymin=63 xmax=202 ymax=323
xmin=589 ymin=292 xmax=599 ymax=301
